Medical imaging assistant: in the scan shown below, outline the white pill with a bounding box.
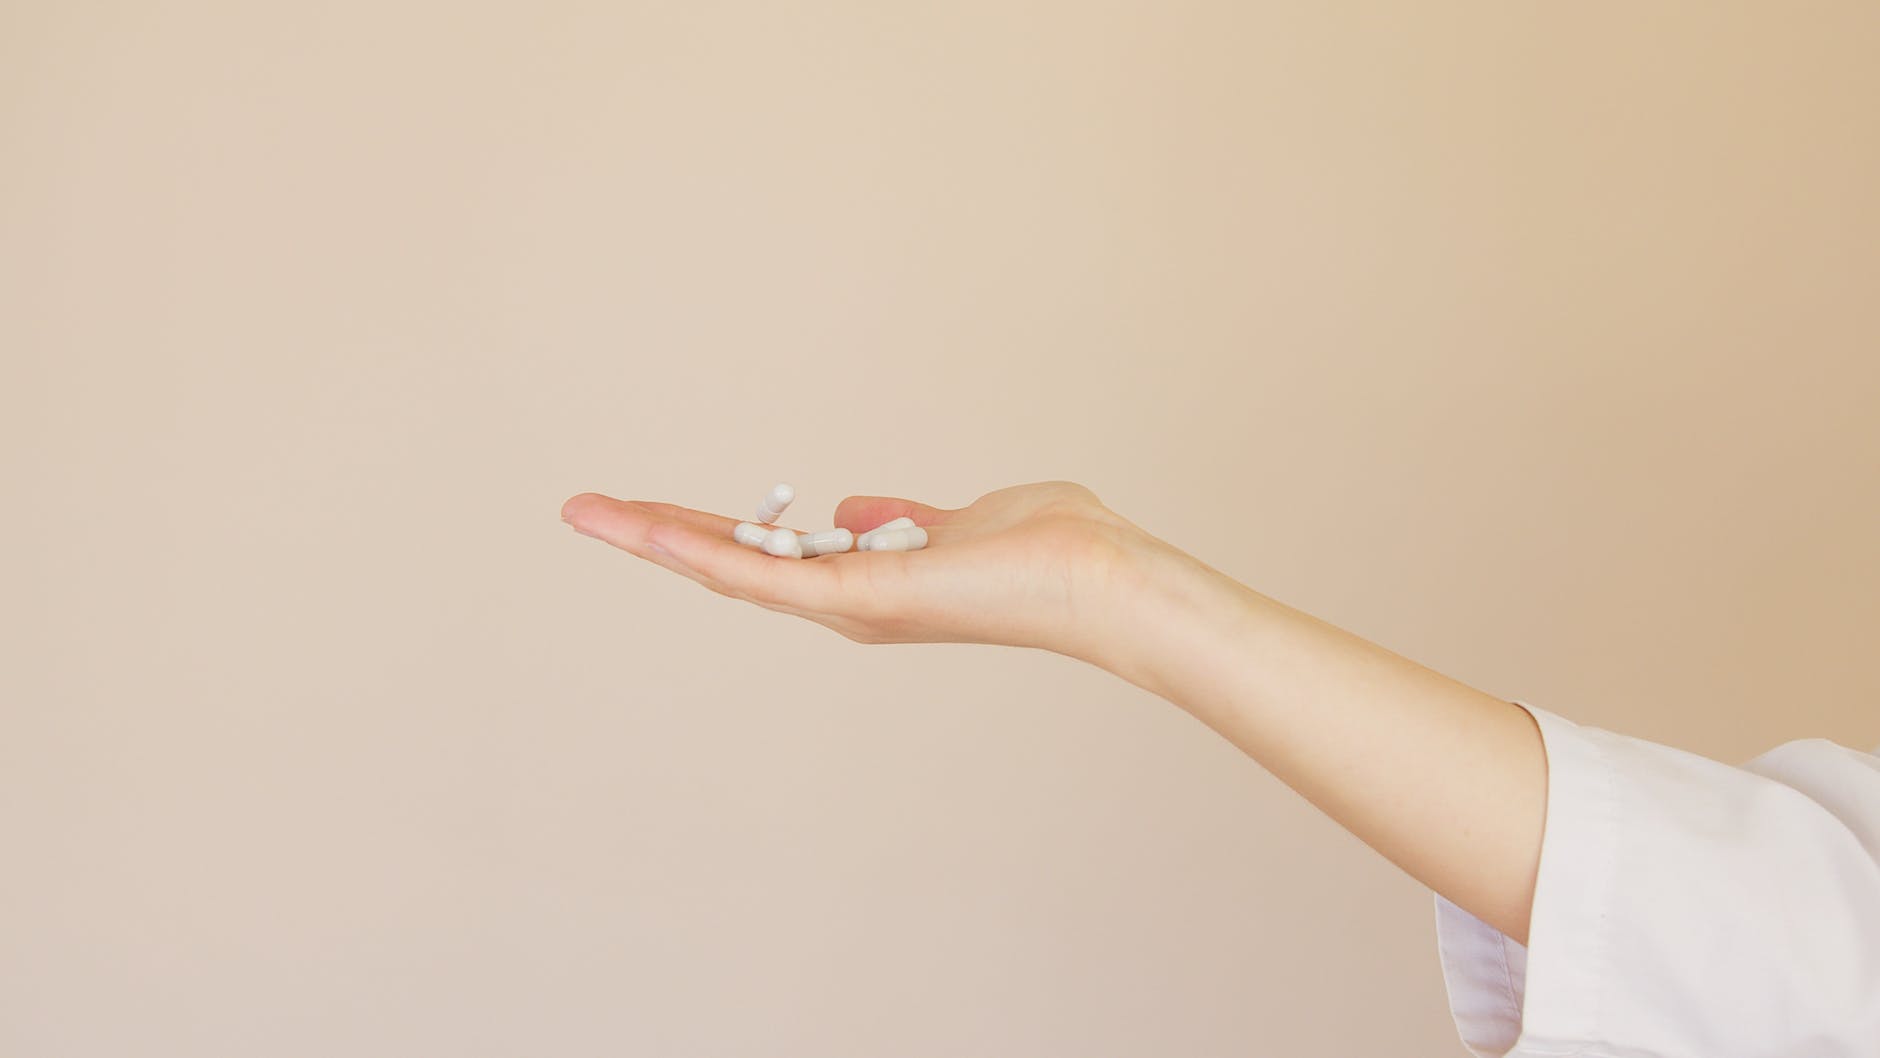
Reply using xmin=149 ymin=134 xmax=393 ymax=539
xmin=863 ymin=526 xmax=928 ymax=552
xmin=762 ymin=527 xmax=803 ymax=558
xmin=732 ymin=522 xmax=769 ymax=549
xmin=756 ymin=482 xmax=795 ymax=524
xmin=855 ymin=516 xmax=917 ymax=551
xmin=797 ymin=528 xmax=854 ymax=557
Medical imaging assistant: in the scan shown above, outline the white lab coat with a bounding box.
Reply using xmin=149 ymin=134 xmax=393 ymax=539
xmin=1435 ymin=698 xmax=1880 ymax=1058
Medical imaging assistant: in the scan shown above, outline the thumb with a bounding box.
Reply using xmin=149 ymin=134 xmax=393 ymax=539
xmin=833 ymin=494 xmax=952 ymax=533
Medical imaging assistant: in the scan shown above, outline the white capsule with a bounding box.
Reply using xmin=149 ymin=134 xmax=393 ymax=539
xmin=855 ymin=516 xmax=917 ymax=551
xmin=863 ymin=526 xmax=928 ymax=552
xmin=756 ymin=482 xmax=795 ymax=524
xmin=732 ymin=522 xmax=769 ymax=549
xmin=762 ymin=527 xmax=803 ymax=558
xmin=797 ymin=528 xmax=854 ymax=557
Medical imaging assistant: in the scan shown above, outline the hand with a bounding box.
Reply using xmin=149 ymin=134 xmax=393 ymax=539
xmin=559 ymin=480 xmax=1160 ymax=664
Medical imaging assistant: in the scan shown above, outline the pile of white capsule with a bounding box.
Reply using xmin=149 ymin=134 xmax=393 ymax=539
xmin=730 ymin=482 xmax=928 ymax=558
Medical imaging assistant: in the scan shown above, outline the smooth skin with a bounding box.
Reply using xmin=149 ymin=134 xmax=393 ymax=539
xmin=561 ymin=480 xmax=1549 ymax=946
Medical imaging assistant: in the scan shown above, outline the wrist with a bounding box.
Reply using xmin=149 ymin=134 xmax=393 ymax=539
xmin=1080 ymin=532 xmax=1255 ymax=702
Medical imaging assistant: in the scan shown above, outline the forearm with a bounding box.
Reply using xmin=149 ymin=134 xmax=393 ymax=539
xmin=1097 ymin=541 xmax=1549 ymax=946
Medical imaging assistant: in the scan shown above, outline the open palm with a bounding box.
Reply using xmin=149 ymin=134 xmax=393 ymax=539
xmin=561 ymin=480 xmax=1156 ymax=662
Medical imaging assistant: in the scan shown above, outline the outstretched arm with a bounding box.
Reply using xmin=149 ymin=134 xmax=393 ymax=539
xmin=1113 ymin=541 xmax=1548 ymax=945
xmin=561 ymin=481 xmax=1548 ymax=945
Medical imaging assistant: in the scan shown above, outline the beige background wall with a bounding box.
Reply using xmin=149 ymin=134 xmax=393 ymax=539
xmin=4 ymin=3 xmax=1876 ymax=1055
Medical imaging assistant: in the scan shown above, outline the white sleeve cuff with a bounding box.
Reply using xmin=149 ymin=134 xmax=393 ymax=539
xmin=1436 ymin=698 xmax=1616 ymax=1057
xmin=1434 ymin=698 xmax=1880 ymax=1058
